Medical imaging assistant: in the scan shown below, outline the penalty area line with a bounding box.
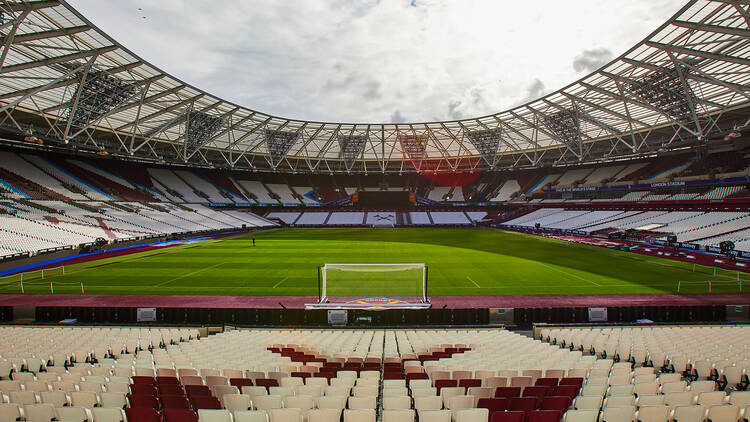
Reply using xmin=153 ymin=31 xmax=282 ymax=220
xmin=272 ymin=276 xmax=289 ymax=289
xmin=466 ymin=276 xmax=481 ymax=288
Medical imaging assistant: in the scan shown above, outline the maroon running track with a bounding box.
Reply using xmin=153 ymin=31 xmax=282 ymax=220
xmin=0 ymin=293 xmax=749 ymax=309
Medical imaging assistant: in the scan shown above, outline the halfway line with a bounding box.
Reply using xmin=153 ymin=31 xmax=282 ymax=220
xmin=466 ymin=276 xmax=480 ymax=288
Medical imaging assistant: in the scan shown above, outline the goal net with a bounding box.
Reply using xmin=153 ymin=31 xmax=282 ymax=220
xmin=313 ymin=263 xmax=429 ymax=308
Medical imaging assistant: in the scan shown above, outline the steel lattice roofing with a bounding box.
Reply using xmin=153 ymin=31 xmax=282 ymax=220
xmin=0 ymin=0 xmax=748 ymax=173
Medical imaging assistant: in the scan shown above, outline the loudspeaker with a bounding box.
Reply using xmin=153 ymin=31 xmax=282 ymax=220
xmin=667 ymin=235 xmax=677 ymax=244
xmin=534 ymin=223 xmax=541 ymax=229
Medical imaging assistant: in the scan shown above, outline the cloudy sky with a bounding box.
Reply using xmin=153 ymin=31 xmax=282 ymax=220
xmin=69 ymin=0 xmax=686 ymax=123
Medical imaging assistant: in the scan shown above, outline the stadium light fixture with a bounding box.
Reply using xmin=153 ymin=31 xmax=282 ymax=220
xmin=466 ymin=127 xmax=502 ymax=168
xmin=337 ymin=134 xmax=368 ymax=172
xmin=184 ymin=110 xmax=225 ymax=157
xmin=626 ymin=64 xmax=697 ymax=123
xmin=541 ymin=109 xmax=582 ymax=160
xmin=399 ymin=133 xmax=428 ymax=169
xmin=66 ymin=68 xmax=137 ymax=130
xmin=264 ymin=129 xmax=300 ymax=168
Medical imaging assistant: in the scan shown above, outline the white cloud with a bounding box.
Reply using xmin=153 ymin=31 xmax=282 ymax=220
xmin=518 ymin=79 xmax=547 ymax=107
xmin=573 ymin=48 xmax=614 ymax=74
xmin=390 ymin=110 xmax=407 ymax=124
xmin=69 ymin=0 xmax=686 ymax=123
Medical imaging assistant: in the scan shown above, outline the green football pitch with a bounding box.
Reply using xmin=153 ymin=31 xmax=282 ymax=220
xmin=0 ymin=228 xmax=745 ymax=296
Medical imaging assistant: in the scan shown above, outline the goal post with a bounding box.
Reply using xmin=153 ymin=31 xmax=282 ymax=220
xmin=0 ymin=265 xmax=66 ymax=293
xmin=309 ymin=263 xmax=431 ymax=309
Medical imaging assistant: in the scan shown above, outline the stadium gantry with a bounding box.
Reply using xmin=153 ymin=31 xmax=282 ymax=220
xmin=0 ymin=0 xmax=748 ymax=174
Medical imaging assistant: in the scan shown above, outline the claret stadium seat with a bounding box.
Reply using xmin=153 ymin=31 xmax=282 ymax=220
xmin=125 ymin=408 xmax=162 ymax=422
xmin=491 ymin=411 xmax=526 ymax=422
xmin=163 ymin=408 xmax=199 ymax=422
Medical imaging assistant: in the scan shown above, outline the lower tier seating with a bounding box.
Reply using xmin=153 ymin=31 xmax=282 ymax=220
xmin=1 ymin=325 xmax=748 ymax=422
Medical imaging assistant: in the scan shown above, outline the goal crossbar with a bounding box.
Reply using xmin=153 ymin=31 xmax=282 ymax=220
xmin=315 ymin=263 xmax=429 ymax=308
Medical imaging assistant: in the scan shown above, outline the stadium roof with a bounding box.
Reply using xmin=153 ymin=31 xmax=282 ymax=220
xmin=0 ymin=0 xmax=748 ymax=173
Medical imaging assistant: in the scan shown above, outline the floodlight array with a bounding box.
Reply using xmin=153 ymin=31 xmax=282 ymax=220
xmin=466 ymin=127 xmax=502 ymax=167
xmin=627 ymin=65 xmax=696 ymax=123
xmin=264 ymin=129 xmax=300 ymax=167
xmin=67 ymin=70 xmax=136 ymax=129
xmin=399 ymin=134 xmax=428 ymax=158
xmin=337 ymin=134 xmax=368 ymax=171
xmin=541 ymin=109 xmax=581 ymax=154
xmin=185 ymin=111 xmax=225 ymax=155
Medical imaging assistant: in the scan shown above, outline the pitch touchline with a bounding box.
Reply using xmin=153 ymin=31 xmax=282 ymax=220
xmin=273 ymin=276 xmax=289 ymax=288
xmin=155 ymin=261 xmax=228 ymax=287
xmin=466 ymin=276 xmax=480 ymax=288
xmin=538 ymin=262 xmax=602 ymax=287
xmin=503 ymin=230 xmax=746 ymax=281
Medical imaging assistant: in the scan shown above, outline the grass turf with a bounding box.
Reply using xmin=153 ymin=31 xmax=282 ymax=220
xmin=0 ymin=228 xmax=745 ymax=296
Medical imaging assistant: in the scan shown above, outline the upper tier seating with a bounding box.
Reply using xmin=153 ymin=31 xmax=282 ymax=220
xmin=205 ymin=175 xmax=251 ymax=204
xmin=293 ymin=187 xmax=319 ymax=205
xmin=148 ymin=169 xmax=204 ymax=203
xmin=236 ymin=181 xmax=276 ymax=204
xmin=0 ymin=152 xmax=86 ymax=200
xmin=555 ymin=169 xmax=593 ymax=188
xmin=428 ymin=187 xmax=451 ymax=202
xmin=613 ymin=163 xmax=648 ymax=182
xmin=490 ymin=180 xmax=521 ymax=202
xmin=266 ymin=184 xmax=300 ymax=205
xmin=531 ymin=174 xmax=561 ymax=193
xmin=176 ymin=171 xmax=228 ymax=203
xmin=25 ymin=155 xmax=113 ymax=202
xmin=68 ymin=160 xmax=152 ymax=202
xmin=584 ymin=165 xmax=626 ymax=185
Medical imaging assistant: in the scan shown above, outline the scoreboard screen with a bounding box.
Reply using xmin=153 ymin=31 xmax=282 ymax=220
xmin=356 ymin=191 xmax=412 ymax=207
